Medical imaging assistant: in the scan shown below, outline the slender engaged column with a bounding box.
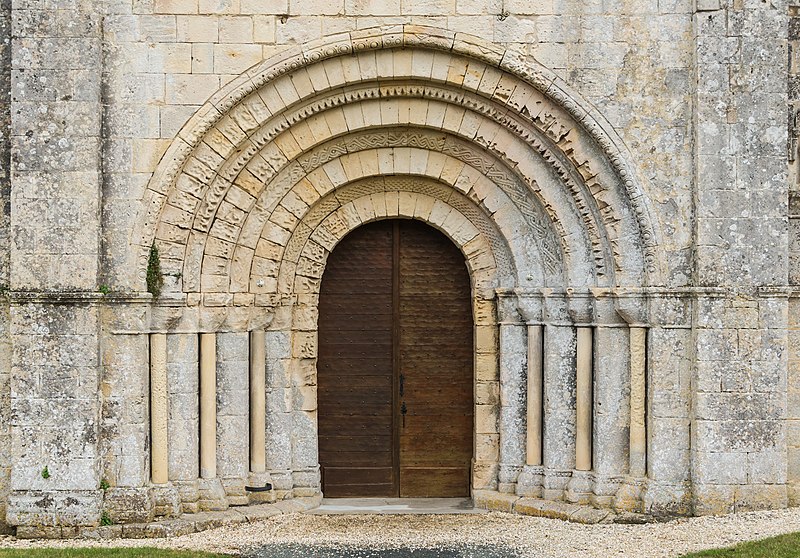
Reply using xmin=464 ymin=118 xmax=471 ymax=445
xmin=199 ymin=332 xmax=217 ymax=479
xmin=575 ymin=327 xmax=593 ymax=472
xmin=250 ymin=330 xmax=266 ymax=474
xmin=629 ymin=327 xmax=647 ymax=478
xmin=150 ymin=333 xmax=168 ymax=484
xmin=526 ymin=325 xmax=543 ymax=466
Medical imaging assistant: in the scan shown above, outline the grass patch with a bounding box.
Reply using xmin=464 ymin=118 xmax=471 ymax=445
xmin=0 ymin=549 xmax=231 ymax=558
xmin=680 ymin=532 xmax=800 ymax=557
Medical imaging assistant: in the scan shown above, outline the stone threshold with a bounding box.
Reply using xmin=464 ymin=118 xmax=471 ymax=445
xmin=15 ymin=495 xmax=322 ymax=540
xmin=473 ymin=490 xmax=651 ymax=524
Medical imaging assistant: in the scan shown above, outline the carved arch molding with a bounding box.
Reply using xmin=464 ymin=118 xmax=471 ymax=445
xmin=135 ymin=25 xmax=663 ymax=321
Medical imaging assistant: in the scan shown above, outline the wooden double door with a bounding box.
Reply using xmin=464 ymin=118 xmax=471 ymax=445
xmin=318 ymin=219 xmax=474 ymax=498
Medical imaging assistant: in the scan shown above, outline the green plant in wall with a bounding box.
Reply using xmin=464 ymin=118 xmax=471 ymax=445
xmin=100 ymin=511 xmax=113 ymax=526
xmin=146 ymin=242 xmax=164 ymax=299
xmin=41 ymin=466 xmax=50 ymax=479
xmin=98 ymin=284 xmax=111 ymax=295
xmin=99 ymin=478 xmax=110 ymax=490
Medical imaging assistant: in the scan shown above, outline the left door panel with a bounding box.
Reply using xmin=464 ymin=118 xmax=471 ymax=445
xmin=317 ymin=221 xmax=397 ymax=497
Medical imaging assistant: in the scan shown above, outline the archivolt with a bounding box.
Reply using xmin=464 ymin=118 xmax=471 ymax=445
xmin=137 ymin=25 xmax=664 ymax=302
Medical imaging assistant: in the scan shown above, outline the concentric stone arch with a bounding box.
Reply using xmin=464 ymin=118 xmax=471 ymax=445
xmin=127 ymin=24 xmax=670 ymax=502
xmin=136 ymin=24 xmax=664 ymax=300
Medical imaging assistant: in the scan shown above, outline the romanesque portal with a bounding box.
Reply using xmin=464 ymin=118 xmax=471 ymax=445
xmin=0 ymin=3 xmax=793 ymax=534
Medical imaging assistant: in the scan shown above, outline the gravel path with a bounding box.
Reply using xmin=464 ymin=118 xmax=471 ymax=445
xmin=1 ymin=508 xmax=800 ymax=557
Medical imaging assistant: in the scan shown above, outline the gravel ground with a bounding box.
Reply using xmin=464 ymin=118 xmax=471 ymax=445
xmin=1 ymin=509 xmax=800 ymax=557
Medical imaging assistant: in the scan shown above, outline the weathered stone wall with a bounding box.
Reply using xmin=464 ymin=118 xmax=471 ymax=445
xmin=788 ymin=3 xmax=800 ymax=507
xmin=0 ymin=0 xmax=9 ymax=530
xmin=8 ymin=0 xmax=105 ymax=532
xmin=692 ymin=1 xmax=789 ymax=514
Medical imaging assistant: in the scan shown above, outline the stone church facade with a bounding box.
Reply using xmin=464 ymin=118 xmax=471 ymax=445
xmin=0 ymin=0 xmax=796 ymax=535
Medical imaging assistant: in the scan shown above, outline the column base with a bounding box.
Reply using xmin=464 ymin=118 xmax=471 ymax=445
xmin=247 ymin=471 xmax=276 ymax=504
xmin=516 ymin=465 xmax=544 ymax=498
xmin=613 ymin=477 xmax=645 ymax=513
xmin=565 ymin=470 xmax=594 ymax=505
xmin=221 ymin=478 xmax=249 ymax=506
xmin=173 ymin=480 xmax=200 ymax=514
xmin=197 ymin=478 xmax=229 ymax=511
xmin=498 ymin=463 xmax=522 ymax=494
xmin=591 ymin=475 xmax=624 ymax=508
xmin=151 ymin=484 xmax=180 ymax=518
xmin=542 ymin=468 xmax=571 ymax=500
xmin=269 ymin=469 xmax=293 ymax=500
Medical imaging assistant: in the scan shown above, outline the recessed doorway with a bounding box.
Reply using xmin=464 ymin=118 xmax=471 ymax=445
xmin=317 ymin=219 xmax=474 ymax=498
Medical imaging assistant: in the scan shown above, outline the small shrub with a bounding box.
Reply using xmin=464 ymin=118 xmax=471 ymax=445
xmin=41 ymin=466 xmax=50 ymax=479
xmin=146 ymin=243 xmax=164 ymax=298
xmin=100 ymin=511 xmax=113 ymax=526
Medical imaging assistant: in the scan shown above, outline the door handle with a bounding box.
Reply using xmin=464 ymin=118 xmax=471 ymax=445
xmin=401 ymin=401 xmax=407 ymax=428
xmin=399 ymin=373 xmax=405 ymax=397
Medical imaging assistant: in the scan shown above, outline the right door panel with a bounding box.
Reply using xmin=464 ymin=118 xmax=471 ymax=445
xmin=397 ymin=220 xmax=474 ymax=497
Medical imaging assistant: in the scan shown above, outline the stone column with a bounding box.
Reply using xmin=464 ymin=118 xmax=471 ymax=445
xmin=166 ymin=334 xmax=199 ymax=513
xmin=575 ymin=327 xmax=593 ymax=472
xmin=150 ymin=334 xmax=169 ymax=485
xmin=526 ymin=325 xmax=544 ymax=467
xmin=216 ymin=332 xmax=250 ymax=505
xmin=248 ymin=330 xmax=274 ymax=502
xmin=516 ymin=322 xmax=544 ymax=498
xmin=198 ymin=332 xmax=227 ymax=510
xmin=565 ymin=326 xmax=594 ymax=504
xmin=542 ymin=325 xmax=577 ymax=500
xmin=629 ymin=327 xmax=647 ymax=478
xmin=592 ymin=326 xmax=630 ymax=508
xmin=497 ymin=295 xmax=526 ymax=494
xmin=265 ymin=329 xmax=293 ymax=498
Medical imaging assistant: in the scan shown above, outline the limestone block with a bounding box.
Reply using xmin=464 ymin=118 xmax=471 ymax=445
xmin=735 ymin=484 xmax=787 ymax=512
xmin=473 ymin=489 xmax=519 ymax=512
xmin=8 ymin=490 xmax=102 ymax=527
xmin=103 ymin=487 xmax=154 ymax=524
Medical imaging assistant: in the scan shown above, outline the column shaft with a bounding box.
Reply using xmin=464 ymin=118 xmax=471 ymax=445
xmin=575 ymin=327 xmax=593 ymax=472
xmin=526 ymin=325 xmax=543 ymax=466
xmin=629 ymin=327 xmax=647 ymax=478
xmin=199 ymin=333 xmax=216 ymax=479
xmin=150 ymin=333 xmax=168 ymax=484
xmin=250 ymin=330 xmax=266 ymax=474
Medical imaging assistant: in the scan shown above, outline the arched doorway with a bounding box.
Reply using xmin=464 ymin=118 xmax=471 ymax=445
xmin=317 ymin=219 xmax=474 ymax=498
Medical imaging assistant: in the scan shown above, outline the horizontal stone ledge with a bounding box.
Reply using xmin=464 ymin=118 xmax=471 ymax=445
xmin=472 ymin=490 xmax=651 ymax=525
xmin=14 ymin=495 xmax=322 ymax=540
